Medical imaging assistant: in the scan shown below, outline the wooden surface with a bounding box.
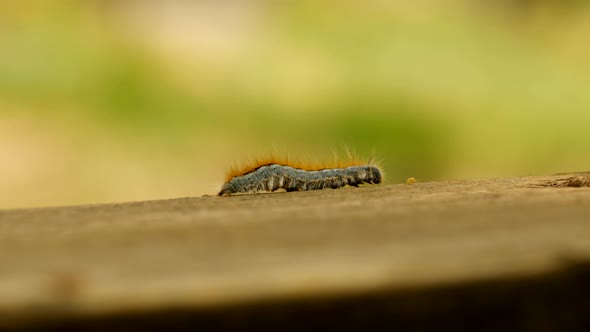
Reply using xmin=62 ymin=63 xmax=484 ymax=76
xmin=1 ymin=174 xmax=590 ymax=331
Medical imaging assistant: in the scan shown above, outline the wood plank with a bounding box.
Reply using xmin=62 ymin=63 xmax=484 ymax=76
xmin=1 ymin=174 xmax=590 ymax=331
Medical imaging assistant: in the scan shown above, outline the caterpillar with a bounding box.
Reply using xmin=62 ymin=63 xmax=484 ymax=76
xmin=218 ymin=157 xmax=382 ymax=196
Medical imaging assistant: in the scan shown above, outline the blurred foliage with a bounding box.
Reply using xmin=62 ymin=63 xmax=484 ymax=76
xmin=1 ymin=0 xmax=590 ymax=207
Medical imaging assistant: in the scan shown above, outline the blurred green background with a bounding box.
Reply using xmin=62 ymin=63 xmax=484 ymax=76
xmin=1 ymin=0 xmax=589 ymax=208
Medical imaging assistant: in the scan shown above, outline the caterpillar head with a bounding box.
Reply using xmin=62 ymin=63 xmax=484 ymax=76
xmin=368 ymin=166 xmax=382 ymax=184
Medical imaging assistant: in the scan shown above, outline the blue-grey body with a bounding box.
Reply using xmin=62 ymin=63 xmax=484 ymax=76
xmin=218 ymin=164 xmax=382 ymax=196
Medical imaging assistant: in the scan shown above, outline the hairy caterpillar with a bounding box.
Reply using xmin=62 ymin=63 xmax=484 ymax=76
xmin=218 ymin=157 xmax=382 ymax=196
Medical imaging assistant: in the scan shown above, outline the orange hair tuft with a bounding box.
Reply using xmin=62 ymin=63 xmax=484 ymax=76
xmin=224 ymin=154 xmax=367 ymax=182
